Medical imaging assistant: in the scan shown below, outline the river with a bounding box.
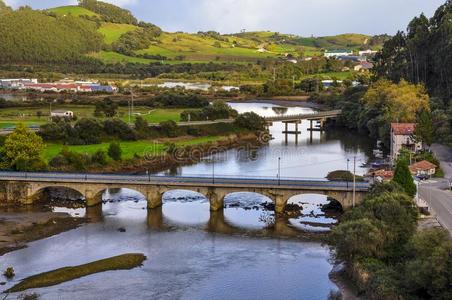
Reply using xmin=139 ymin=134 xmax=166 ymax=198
xmin=0 ymin=102 xmax=374 ymax=299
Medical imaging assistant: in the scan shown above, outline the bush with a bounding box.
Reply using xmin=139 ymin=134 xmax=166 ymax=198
xmin=160 ymin=120 xmax=178 ymax=137
xmin=91 ymin=150 xmax=108 ymax=166
xmin=4 ymin=267 xmax=15 ymax=279
xmin=235 ymin=112 xmax=266 ymax=131
xmin=108 ymin=142 xmax=122 ymax=161
xmin=103 ymin=119 xmax=137 ymax=141
xmin=73 ymin=118 xmax=103 ymax=145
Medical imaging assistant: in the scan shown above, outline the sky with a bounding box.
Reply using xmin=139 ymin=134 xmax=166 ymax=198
xmin=3 ymin=0 xmax=446 ymax=36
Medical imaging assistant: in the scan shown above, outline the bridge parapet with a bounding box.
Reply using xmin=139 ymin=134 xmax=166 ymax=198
xmin=0 ymin=172 xmax=368 ymax=213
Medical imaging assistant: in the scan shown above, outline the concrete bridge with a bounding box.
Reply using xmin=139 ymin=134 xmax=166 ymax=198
xmin=264 ymin=110 xmax=342 ymax=144
xmin=0 ymin=171 xmax=369 ymax=213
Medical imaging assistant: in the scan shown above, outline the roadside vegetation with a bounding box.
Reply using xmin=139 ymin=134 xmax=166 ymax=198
xmin=330 ymin=178 xmax=452 ymax=299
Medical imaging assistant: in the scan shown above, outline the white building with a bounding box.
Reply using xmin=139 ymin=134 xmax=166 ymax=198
xmin=0 ymin=79 xmax=38 ymax=89
xmin=359 ymin=49 xmax=378 ymax=56
xmin=324 ymin=50 xmax=353 ymax=58
xmin=51 ymin=110 xmax=74 ymax=118
xmin=390 ymin=123 xmax=423 ymax=161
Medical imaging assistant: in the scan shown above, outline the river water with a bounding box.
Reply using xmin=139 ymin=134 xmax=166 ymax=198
xmin=0 ymin=102 xmax=374 ymax=299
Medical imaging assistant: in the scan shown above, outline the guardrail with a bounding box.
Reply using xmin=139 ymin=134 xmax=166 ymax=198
xmin=264 ymin=110 xmax=342 ymax=122
xmin=0 ymin=171 xmax=370 ymax=191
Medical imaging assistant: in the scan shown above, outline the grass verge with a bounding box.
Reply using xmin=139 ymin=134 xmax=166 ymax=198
xmin=7 ymin=253 xmax=146 ymax=293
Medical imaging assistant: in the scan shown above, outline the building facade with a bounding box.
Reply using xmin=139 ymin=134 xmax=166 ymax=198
xmin=390 ymin=123 xmax=423 ymax=161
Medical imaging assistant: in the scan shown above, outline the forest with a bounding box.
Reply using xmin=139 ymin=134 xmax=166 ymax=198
xmin=374 ymin=0 xmax=452 ymax=145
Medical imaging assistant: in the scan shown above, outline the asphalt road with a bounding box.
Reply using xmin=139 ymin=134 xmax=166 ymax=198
xmin=419 ymin=144 xmax=452 ymax=233
xmin=0 ymin=171 xmax=370 ymax=191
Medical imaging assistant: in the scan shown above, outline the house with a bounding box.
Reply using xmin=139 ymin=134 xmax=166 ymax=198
xmin=51 ymin=110 xmax=74 ymax=118
xmin=409 ymin=160 xmax=437 ymax=177
xmin=358 ymin=49 xmax=378 ymax=56
xmin=324 ymin=50 xmax=353 ymax=58
xmin=0 ymin=78 xmax=37 ymax=89
xmin=354 ymin=61 xmax=374 ymax=71
xmin=368 ymin=169 xmax=394 ymax=182
xmin=337 ymin=55 xmax=366 ymax=62
xmin=390 ymin=123 xmax=423 ymax=161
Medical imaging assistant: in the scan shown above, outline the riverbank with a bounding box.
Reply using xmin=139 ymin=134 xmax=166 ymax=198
xmin=0 ymin=210 xmax=84 ymax=257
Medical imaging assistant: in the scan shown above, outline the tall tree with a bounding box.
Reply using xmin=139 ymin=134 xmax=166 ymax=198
xmin=415 ymin=109 xmax=433 ymax=146
xmin=392 ymin=159 xmax=417 ymax=198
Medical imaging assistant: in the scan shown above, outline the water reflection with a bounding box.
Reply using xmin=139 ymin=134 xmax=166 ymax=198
xmin=45 ymin=188 xmax=341 ymax=238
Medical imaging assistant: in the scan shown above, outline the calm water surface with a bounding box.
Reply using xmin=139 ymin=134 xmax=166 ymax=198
xmin=0 ymin=102 xmax=374 ymax=299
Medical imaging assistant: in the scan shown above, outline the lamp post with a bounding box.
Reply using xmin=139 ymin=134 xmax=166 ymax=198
xmin=353 ymin=156 xmax=356 ymax=208
xmin=278 ymin=157 xmax=281 ymax=186
xmin=449 ymin=178 xmax=452 ymax=191
xmin=212 ymin=156 xmax=215 ymax=184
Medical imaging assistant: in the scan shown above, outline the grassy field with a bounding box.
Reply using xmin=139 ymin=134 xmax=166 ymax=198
xmin=44 ymin=136 xmax=225 ymax=161
xmin=47 ymin=6 xmax=100 ymax=17
xmin=98 ymin=23 xmax=139 ymax=44
xmin=7 ymin=253 xmax=146 ymax=293
xmin=0 ymin=106 xmax=186 ymax=129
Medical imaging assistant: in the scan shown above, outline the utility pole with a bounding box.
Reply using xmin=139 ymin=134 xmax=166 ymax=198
xmin=353 ymin=156 xmax=356 ymax=208
xmin=212 ymin=156 xmax=215 ymax=184
xmin=128 ymin=100 xmax=131 ymax=125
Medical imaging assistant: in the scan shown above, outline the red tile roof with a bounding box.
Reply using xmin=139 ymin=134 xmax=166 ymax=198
xmin=369 ymin=169 xmax=394 ymax=179
xmin=410 ymin=160 xmax=437 ymax=172
xmin=391 ymin=123 xmax=416 ymax=135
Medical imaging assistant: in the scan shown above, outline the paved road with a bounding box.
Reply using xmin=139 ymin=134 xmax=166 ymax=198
xmin=0 ymin=171 xmax=370 ymax=192
xmin=419 ymin=144 xmax=452 ymax=233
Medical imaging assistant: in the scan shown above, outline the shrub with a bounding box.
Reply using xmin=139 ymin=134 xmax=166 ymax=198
xmin=160 ymin=120 xmax=178 ymax=137
xmin=91 ymin=150 xmax=108 ymax=166
xmin=4 ymin=267 xmax=15 ymax=279
xmin=108 ymin=142 xmax=122 ymax=161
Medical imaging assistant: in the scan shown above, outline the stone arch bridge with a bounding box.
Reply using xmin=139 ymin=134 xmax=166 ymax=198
xmin=0 ymin=172 xmax=369 ymax=214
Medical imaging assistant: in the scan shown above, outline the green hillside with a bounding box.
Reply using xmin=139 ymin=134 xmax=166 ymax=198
xmin=98 ymin=22 xmax=138 ymax=44
xmin=48 ymin=5 xmax=100 ymax=17
xmin=0 ymin=0 xmax=389 ymax=67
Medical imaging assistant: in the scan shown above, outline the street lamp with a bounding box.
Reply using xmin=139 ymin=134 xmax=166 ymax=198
xmin=449 ymin=178 xmax=452 ymax=191
xmin=212 ymin=154 xmax=215 ymax=184
xmin=353 ymin=156 xmax=356 ymax=208
xmin=278 ymin=157 xmax=281 ymax=186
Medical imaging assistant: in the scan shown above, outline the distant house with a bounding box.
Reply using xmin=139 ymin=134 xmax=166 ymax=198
xmin=354 ymin=61 xmax=374 ymax=71
xmin=0 ymin=78 xmax=37 ymax=89
xmin=368 ymin=169 xmax=394 ymax=182
xmin=324 ymin=50 xmax=353 ymax=58
xmin=409 ymin=160 xmax=437 ymax=177
xmin=337 ymin=55 xmax=366 ymax=62
xmin=358 ymin=49 xmax=378 ymax=56
xmin=390 ymin=123 xmax=423 ymax=161
xmin=51 ymin=110 xmax=74 ymax=118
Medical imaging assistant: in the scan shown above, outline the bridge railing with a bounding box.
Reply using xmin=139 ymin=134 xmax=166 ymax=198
xmin=0 ymin=171 xmax=370 ymax=190
xmin=263 ymin=110 xmax=342 ymax=121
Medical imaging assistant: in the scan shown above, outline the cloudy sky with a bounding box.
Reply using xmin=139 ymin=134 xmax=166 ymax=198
xmin=3 ymin=0 xmax=445 ymax=36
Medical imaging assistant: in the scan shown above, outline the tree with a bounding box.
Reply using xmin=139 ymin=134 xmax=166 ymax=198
xmin=94 ymin=98 xmax=118 ymax=117
xmin=108 ymin=142 xmax=122 ymax=161
xmin=134 ymin=116 xmax=149 ymax=138
xmin=1 ymin=123 xmax=46 ymax=171
xmin=160 ymin=120 xmax=178 ymax=138
xmin=392 ymin=159 xmax=417 ymax=197
xmin=415 ymin=109 xmax=433 ymax=147
xmin=329 ymin=218 xmax=384 ymax=261
xmin=235 ymin=112 xmax=266 ymax=131
xmin=73 ymin=118 xmax=103 ymax=145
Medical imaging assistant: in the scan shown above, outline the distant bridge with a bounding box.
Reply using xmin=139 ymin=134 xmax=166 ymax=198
xmin=0 ymin=171 xmax=368 ymax=213
xmin=263 ymin=110 xmax=342 ymax=123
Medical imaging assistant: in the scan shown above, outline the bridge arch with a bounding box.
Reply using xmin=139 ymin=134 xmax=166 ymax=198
xmin=29 ymin=184 xmax=86 ymax=204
